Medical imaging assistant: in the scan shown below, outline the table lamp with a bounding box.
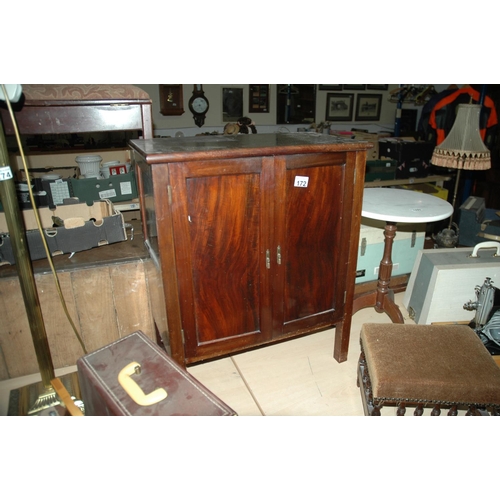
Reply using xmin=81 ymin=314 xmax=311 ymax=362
xmin=431 ymin=103 xmax=491 ymax=247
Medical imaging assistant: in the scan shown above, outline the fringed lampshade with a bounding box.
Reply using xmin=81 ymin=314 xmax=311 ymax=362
xmin=431 ymin=103 xmax=491 ymax=247
xmin=431 ymin=103 xmax=491 ymax=171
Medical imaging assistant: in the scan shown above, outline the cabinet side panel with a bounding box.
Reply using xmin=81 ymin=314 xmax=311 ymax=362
xmin=137 ymin=158 xmax=159 ymax=258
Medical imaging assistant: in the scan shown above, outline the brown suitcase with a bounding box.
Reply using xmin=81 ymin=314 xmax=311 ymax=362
xmin=77 ymin=331 xmax=236 ymax=416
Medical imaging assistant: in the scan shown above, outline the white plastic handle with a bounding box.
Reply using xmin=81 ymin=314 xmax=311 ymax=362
xmin=118 ymin=362 xmax=167 ymax=406
xmin=469 ymin=241 xmax=500 ymax=258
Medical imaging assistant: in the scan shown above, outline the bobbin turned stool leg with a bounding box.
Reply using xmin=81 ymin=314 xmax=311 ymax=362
xmin=357 ymin=323 xmax=500 ymax=416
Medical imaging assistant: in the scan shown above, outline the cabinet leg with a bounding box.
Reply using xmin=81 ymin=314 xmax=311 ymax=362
xmin=333 ymin=319 xmax=349 ymax=363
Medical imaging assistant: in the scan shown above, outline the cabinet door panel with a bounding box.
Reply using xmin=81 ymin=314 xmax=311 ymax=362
xmin=170 ymin=158 xmax=273 ymax=361
xmin=274 ymin=154 xmax=345 ymax=335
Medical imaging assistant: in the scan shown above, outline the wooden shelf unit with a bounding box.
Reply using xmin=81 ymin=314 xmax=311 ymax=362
xmin=365 ymin=174 xmax=452 ymax=188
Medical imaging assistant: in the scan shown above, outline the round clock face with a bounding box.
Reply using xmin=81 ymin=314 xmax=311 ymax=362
xmin=191 ymin=96 xmax=208 ymax=114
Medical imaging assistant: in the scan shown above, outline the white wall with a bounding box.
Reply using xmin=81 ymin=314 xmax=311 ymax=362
xmin=135 ymin=84 xmax=461 ymax=138
xmin=136 ymin=84 xmax=404 ymax=137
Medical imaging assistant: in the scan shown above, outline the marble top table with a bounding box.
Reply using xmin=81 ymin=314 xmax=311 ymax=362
xmin=362 ymin=187 xmax=454 ymax=224
xmin=353 ymin=188 xmax=453 ymax=323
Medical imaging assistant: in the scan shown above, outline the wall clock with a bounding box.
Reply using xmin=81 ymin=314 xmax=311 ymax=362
xmin=159 ymin=85 xmax=184 ymax=116
xmin=188 ymin=85 xmax=209 ymax=127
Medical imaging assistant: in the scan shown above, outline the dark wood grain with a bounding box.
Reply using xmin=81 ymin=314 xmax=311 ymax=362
xmin=280 ymin=155 xmax=343 ymax=330
xmin=169 ymin=157 xmax=273 ymax=360
xmin=1 ymin=101 xmax=153 ymax=139
xmin=131 ymin=134 xmax=369 ymax=366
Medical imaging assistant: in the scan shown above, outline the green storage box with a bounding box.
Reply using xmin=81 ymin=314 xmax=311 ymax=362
xmin=365 ymin=159 xmax=397 ymax=182
xmin=69 ymin=171 xmax=137 ymax=206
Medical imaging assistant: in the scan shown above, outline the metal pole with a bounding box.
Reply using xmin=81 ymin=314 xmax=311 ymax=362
xmin=0 ymin=116 xmax=58 ymax=412
xmin=394 ymin=84 xmax=403 ymax=137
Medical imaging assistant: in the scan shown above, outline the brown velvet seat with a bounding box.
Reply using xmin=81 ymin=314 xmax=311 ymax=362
xmin=358 ymin=323 xmax=500 ymax=416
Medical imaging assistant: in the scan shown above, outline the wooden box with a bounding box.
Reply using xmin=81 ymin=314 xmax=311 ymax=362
xmin=0 ymin=220 xmax=162 ymax=381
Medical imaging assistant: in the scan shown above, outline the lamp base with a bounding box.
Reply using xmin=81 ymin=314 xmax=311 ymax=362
xmin=7 ymin=372 xmax=81 ymax=416
xmin=27 ymin=389 xmax=61 ymax=415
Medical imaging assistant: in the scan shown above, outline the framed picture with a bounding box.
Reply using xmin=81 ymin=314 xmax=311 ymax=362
xmin=277 ymin=84 xmax=316 ymax=124
xmin=319 ymin=85 xmax=342 ymax=91
xmin=249 ymin=84 xmax=269 ymax=113
xmin=355 ymin=94 xmax=382 ymax=121
xmin=222 ymin=87 xmax=243 ymax=122
xmin=159 ymin=84 xmax=184 ymax=116
xmin=367 ymin=84 xmax=388 ymax=90
xmin=343 ymin=85 xmax=366 ymax=90
xmin=326 ymin=93 xmax=354 ymax=121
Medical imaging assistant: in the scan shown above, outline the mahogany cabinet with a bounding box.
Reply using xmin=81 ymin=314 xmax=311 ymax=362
xmin=129 ymin=134 xmax=369 ymax=366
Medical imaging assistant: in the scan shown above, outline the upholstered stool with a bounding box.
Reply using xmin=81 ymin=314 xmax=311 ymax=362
xmin=358 ymin=323 xmax=500 ymax=416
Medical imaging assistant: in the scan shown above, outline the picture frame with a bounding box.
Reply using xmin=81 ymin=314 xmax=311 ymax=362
xmin=326 ymin=93 xmax=354 ymax=121
xmin=222 ymin=87 xmax=243 ymax=122
xmin=319 ymin=85 xmax=342 ymax=91
xmin=249 ymin=84 xmax=269 ymax=113
xmin=366 ymin=84 xmax=389 ymax=90
xmin=343 ymin=85 xmax=366 ymax=90
xmin=276 ymin=84 xmax=316 ymax=124
xmin=159 ymin=84 xmax=184 ymax=116
xmin=355 ymin=93 xmax=382 ymax=121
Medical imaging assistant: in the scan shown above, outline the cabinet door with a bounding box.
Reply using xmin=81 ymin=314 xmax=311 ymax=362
xmin=273 ymin=153 xmax=347 ymax=336
xmin=169 ymin=157 xmax=274 ymax=362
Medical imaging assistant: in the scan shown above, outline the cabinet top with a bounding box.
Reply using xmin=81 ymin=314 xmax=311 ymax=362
xmin=130 ymin=133 xmax=372 ymax=163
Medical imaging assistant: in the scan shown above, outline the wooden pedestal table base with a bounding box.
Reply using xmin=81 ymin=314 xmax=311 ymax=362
xmin=353 ymin=221 xmax=404 ymax=323
xmin=352 ymin=188 xmax=453 ymax=323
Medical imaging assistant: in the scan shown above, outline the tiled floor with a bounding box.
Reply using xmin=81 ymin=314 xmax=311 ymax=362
xmin=0 ymin=292 xmax=414 ymax=416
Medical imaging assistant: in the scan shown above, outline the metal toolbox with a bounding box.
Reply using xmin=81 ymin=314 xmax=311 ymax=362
xmin=403 ymin=242 xmax=500 ymax=324
xmin=356 ymin=217 xmax=426 ymax=284
xmin=458 ymin=196 xmax=500 ymax=247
